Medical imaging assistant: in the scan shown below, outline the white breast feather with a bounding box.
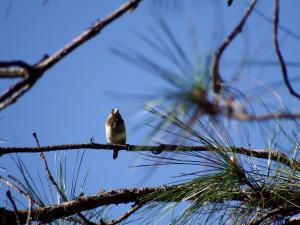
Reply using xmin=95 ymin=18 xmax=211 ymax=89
xmin=106 ymin=125 xmax=113 ymax=143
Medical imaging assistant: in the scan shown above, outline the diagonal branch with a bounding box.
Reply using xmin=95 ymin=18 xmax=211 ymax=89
xmin=0 ymin=0 xmax=142 ymax=111
xmin=211 ymin=0 xmax=258 ymax=93
xmin=0 ymin=187 xmax=164 ymax=225
xmin=0 ymin=143 xmax=299 ymax=169
xmin=6 ymin=191 xmax=21 ymax=225
xmin=101 ymin=203 xmax=142 ymax=225
xmin=33 ymin=133 xmax=96 ymax=225
xmin=273 ymin=0 xmax=300 ymax=99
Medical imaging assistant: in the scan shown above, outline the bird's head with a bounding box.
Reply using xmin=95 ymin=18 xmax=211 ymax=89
xmin=112 ymin=108 xmax=119 ymax=115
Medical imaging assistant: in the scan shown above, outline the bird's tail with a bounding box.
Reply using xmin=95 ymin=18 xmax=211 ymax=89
xmin=113 ymin=148 xmax=118 ymax=160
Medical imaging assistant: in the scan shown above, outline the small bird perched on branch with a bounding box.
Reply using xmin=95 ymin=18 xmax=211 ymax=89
xmin=105 ymin=108 xmax=126 ymax=159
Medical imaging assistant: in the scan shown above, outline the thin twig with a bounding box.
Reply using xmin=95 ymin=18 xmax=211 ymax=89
xmin=26 ymin=198 xmax=32 ymax=225
xmin=224 ymin=110 xmax=300 ymax=121
xmin=8 ymin=175 xmax=39 ymax=206
xmin=6 ymin=190 xmax=21 ymax=225
xmin=63 ymin=217 xmax=87 ymax=225
xmin=33 ymin=133 xmax=66 ymax=199
xmin=0 ymin=0 xmax=142 ymax=111
xmin=0 ymin=176 xmax=35 ymax=204
xmin=273 ymin=0 xmax=300 ymax=99
xmin=211 ymin=0 xmax=258 ymax=93
xmin=102 ymin=203 xmax=142 ymax=225
xmin=32 ymin=133 xmax=96 ymax=225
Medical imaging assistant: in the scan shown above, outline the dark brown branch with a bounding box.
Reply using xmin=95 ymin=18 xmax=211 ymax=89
xmin=249 ymin=207 xmax=300 ymax=225
xmin=7 ymin=175 xmax=39 ymax=206
xmin=0 ymin=0 xmax=142 ymax=111
xmin=273 ymin=0 xmax=300 ymax=99
xmin=0 ymin=68 xmax=27 ymax=78
xmin=284 ymin=216 xmax=300 ymax=225
xmin=212 ymin=0 xmax=258 ymax=93
xmin=0 ymin=143 xmax=299 ymax=169
xmin=0 ymin=176 xmax=35 ymax=205
xmin=1 ymin=184 xmax=298 ymax=225
xmin=0 ymin=187 xmax=164 ymax=225
xmin=6 ymin=191 xmax=21 ymax=225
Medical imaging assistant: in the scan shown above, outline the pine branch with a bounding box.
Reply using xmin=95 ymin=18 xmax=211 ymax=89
xmin=2 ymin=184 xmax=299 ymax=225
xmin=273 ymin=0 xmax=300 ymax=99
xmin=0 ymin=187 xmax=166 ymax=225
xmin=1 ymin=143 xmax=299 ymax=169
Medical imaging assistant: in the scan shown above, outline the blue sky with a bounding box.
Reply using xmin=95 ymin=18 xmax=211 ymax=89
xmin=1 ymin=0 xmax=300 ymax=221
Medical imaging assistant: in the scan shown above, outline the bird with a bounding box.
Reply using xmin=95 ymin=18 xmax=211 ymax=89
xmin=105 ymin=108 xmax=126 ymax=159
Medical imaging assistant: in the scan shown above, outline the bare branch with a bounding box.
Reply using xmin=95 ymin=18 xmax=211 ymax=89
xmin=284 ymin=216 xmax=300 ymax=225
xmin=0 ymin=176 xmax=36 ymax=205
xmin=0 ymin=142 xmax=299 ymax=169
xmin=102 ymin=203 xmax=142 ymax=225
xmin=224 ymin=110 xmax=300 ymax=121
xmin=32 ymin=133 xmax=66 ymax=201
xmin=273 ymin=0 xmax=300 ymax=99
xmin=249 ymin=207 xmax=300 ymax=225
xmin=0 ymin=187 xmax=163 ymax=225
xmin=212 ymin=0 xmax=258 ymax=93
xmin=33 ymin=133 xmax=96 ymax=225
xmin=6 ymin=190 xmax=21 ymax=225
xmin=0 ymin=0 xmax=142 ymax=111
xmin=1 ymin=185 xmax=299 ymax=225
xmin=0 ymin=68 xmax=27 ymax=78
xmin=25 ymin=198 xmax=32 ymax=225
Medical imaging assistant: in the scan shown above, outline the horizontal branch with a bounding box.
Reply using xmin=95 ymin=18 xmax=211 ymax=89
xmin=0 ymin=68 xmax=27 ymax=78
xmin=225 ymin=110 xmax=300 ymax=121
xmin=0 ymin=142 xmax=299 ymax=169
xmin=2 ymin=183 xmax=299 ymax=225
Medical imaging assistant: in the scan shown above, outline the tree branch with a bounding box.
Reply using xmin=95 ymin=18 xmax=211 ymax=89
xmin=6 ymin=191 xmax=21 ymax=225
xmin=0 ymin=143 xmax=299 ymax=169
xmin=273 ymin=0 xmax=300 ymax=99
xmin=224 ymin=110 xmax=300 ymax=121
xmin=1 ymin=184 xmax=299 ymax=225
xmin=211 ymin=0 xmax=257 ymax=93
xmin=283 ymin=216 xmax=300 ymax=225
xmin=33 ymin=133 xmax=96 ymax=225
xmin=0 ymin=187 xmax=164 ymax=225
xmin=0 ymin=0 xmax=142 ymax=111
xmin=0 ymin=176 xmax=36 ymax=205
xmin=249 ymin=207 xmax=300 ymax=225
xmin=101 ymin=203 xmax=142 ymax=225
xmin=0 ymin=68 xmax=27 ymax=78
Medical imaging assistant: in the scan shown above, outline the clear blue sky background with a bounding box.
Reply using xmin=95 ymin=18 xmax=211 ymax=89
xmin=1 ymin=0 xmax=300 ymax=221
